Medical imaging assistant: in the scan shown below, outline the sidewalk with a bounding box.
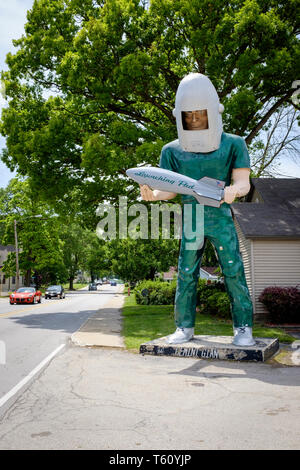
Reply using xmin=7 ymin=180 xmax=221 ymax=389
xmin=71 ymin=285 xmax=125 ymax=349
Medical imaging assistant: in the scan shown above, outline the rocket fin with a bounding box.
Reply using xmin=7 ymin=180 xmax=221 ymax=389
xmin=198 ymin=176 xmax=225 ymax=190
xmin=193 ymin=192 xmax=222 ymax=208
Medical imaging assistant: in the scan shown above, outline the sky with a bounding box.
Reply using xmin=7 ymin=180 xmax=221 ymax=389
xmin=0 ymin=0 xmax=299 ymax=189
xmin=0 ymin=0 xmax=34 ymax=188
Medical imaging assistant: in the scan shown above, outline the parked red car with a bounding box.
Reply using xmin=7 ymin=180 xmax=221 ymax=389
xmin=9 ymin=287 xmax=42 ymax=305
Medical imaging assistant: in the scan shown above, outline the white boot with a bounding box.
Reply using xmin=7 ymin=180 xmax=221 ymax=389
xmin=232 ymin=326 xmax=255 ymax=346
xmin=166 ymin=327 xmax=194 ymax=344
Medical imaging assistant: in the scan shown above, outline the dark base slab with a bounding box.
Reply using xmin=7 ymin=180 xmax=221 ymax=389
xmin=139 ymin=335 xmax=279 ymax=362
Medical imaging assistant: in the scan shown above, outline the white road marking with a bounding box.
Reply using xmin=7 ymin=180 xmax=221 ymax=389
xmin=0 ymin=344 xmax=65 ymax=409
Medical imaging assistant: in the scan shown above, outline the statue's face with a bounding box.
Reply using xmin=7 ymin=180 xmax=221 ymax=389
xmin=182 ymin=109 xmax=208 ymax=131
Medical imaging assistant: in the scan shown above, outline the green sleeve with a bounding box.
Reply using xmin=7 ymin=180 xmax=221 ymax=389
xmin=159 ymin=145 xmax=178 ymax=172
xmin=233 ymin=136 xmax=250 ymax=169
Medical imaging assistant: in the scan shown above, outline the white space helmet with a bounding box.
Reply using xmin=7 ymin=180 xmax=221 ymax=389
xmin=173 ymin=73 xmax=224 ymax=153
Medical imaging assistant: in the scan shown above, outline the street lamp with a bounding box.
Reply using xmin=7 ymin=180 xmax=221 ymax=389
xmin=14 ymin=215 xmax=43 ymax=290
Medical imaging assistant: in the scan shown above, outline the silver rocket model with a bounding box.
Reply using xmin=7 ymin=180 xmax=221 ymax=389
xmin=126 ymin=167 xmax=225 ymax=207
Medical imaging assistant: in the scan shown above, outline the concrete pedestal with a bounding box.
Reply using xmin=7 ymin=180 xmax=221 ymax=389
xmin=140 ymin=335 xmax=279 ymax=362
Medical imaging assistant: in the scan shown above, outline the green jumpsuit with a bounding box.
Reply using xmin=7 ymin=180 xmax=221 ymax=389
xmin=159 ymin=132 xmax=253 ymax=329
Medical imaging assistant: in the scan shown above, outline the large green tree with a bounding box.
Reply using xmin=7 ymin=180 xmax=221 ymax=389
xmin=82 ymin=231 xmax=111 ymax=280
xmin=0 ymin=178 xmax=66 ymax=286
xmin=1 ymin=0 xmax=299 ymax=220
xmin=60 ymin=222 xmax=102 ymax=288
xmin=106 ymin=237 xmax=179 ymax=283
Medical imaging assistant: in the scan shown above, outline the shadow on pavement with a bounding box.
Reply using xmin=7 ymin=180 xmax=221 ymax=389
xmin=7 ymin=309 xmax=102 ymax=334
xmin=168 ymin=354 xmax=300 ymax=387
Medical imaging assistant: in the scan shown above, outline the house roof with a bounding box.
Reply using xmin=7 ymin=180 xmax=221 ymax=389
xmin=232 ymin=178 xmax=300 ymax=239
xmin=201 ymin=266 xmax=219 ymax=276
xmin=232 ymin=203 xmax=300 ymax=238
xmin=249 ymin=178 xmax=300 ymax=209
xmin=163 ymin=266 xmax=220 ymax=279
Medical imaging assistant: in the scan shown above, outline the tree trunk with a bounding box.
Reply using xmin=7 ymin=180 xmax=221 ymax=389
xmin=69 ymin=277 xmax=74 ymax=290
xmin=25 ymin=268 xmax=31 ymax=287
xmin=147 ymin=267 xmax=157 ymax=280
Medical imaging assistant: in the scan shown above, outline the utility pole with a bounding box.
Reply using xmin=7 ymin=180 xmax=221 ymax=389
xmin=14 ymin=219 xmax=20 ymax=290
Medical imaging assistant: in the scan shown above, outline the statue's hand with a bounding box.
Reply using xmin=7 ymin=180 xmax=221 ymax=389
xmin=221 ymin=185 xmax=239 ymax=204
xmin=139 ymin=184 xmax=156 ymax=201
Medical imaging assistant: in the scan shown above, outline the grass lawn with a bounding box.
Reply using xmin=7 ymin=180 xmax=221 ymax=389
xmin=62 ymin=283 xmax=88 ymax=290
xmin=122 ymin=293 xmax=295 ymax=351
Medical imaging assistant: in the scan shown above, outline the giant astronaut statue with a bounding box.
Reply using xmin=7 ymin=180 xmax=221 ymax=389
xmin=140 ymin=73 xmax=255 ymax=347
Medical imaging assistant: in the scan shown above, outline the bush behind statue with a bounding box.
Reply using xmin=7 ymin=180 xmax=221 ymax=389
xmin=208 ymin=292 xmax=231 ymax=319
xmin=197 ymin=279 xmax=226 ymax=304
xmin=259 ymin=286 xmax=300 ymax=324
xmin=134 ymin=279 xmax=177 ymax=305
xmin=134 ymin=279 xmax=231 ymax=319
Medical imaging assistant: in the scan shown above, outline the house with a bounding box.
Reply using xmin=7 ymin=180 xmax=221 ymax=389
xmin=161 ymin=265 xmax=221 ymax=283
xmin=200 ymin=266 xmax=221 ymax=282
xmin=231 ymin=178 xmax=300 ymax=321
xmin=0 ymin=245 xmax=24 ymax=295
xmin=162 ymin=266 xmax=177 ymax=281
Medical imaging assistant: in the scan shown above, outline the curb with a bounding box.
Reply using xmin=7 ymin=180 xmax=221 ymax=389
xmin=71 ymin=285 xmax=126 ymax=349
xmin=270 ymin=341 xmax=300 ymax=367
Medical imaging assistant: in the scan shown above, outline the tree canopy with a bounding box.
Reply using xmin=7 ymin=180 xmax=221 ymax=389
xmin=0 ymin=178 xmax=108 ymax=287
xmin=106 ymin=237 xmax=179 ymax=283
xmin=1 ymin=0 xmax=299 ymax=219
xmin=0 ymin=178 xmax=66 ymax=285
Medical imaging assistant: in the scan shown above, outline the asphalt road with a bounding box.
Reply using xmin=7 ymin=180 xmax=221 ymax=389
xmin=0 ymin=285 xmax=119 ymax=416
xmin=0 ymin=286 xmax=299 ymax=450
xmin=0 ymin=346 xmax=300 ymax=450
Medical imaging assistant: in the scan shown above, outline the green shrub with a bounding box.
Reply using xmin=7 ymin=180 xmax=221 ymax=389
xmin=134 ymin=278 xmax=229 ymax=315
xmin=197 ymin=279 xmax=226 ymax=306
xmin=216 ymin=292 xmax=231 ymax=319
xmin=134 ymin=279 xmax=177 ymax=305
xmin=206 ymin=291 xmax=231 ymax=319
xmin=206 ymin=292 xmax=219 ymax=314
